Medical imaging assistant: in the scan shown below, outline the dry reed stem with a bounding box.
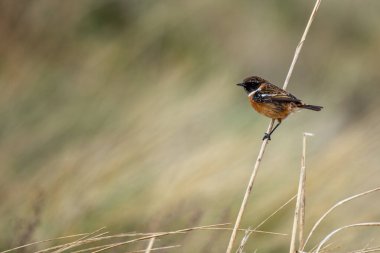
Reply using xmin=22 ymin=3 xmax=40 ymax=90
xmin=308 ymin=239 xmax=338 ymax=253
xmin=289 ymin=133 xmax=313 ymax=253
xmin=91 ymin=223 xmax=229 ymax=253
xmin=33 ymin=229 xmax=107 ymax=253
xmin=236 ymin=227 xmax=252 ymax=253
xmin=145 ymin=237 xmax=155 ymax=253
xmin=197 ymin=227 xmax=287 ymax=236
xmin=254 ymin=194 xmax=297 ymax=232
xmin=315 ymin=223 xmax=380 ymax=253
xmin=299 ymin=133 xmax=312 ymax=248
xmin=225 ymin=120 xmax=274 ymax=253
xmin=298 ymin=135 xmax=309 ymax=250
xmin=93 ymin=226 xmax=282 ymax=253
xmin=3 ymin=223 xmax=285 ymax=253
xmin=318 ymin=242 xmax=337 ymax=253
xmin=0 ymin=233 xmax=90 ymax=253
xmin=302 ymin=187 xmax=380 ymax=251
xmin=225 ymin=1 xmax=322 ymax=252
xmin=71 ymin=245 xmax=109 ymax=253
xmin=69 ymin=227 xmax=284 ymax=253
xmin=76 ymin=227 xmax=106 ymax=241
xmin=35 ymin=233 xmax=117 ymax=253
xmin=52 ymin=232 xmax=109 ymax=253
xmin=76 ymin=232 xmax=165 ymax=240
xmin=283 ymin=0 xmax=322 ymax=90
xmin=38 ymin=224 xmax=225 ymax=253
xmin=46 ymin=244 xmax=180 ymax=253
xmin=46 ymin=224 xmax=246 ymax=253
xmin=124 ymin=245 xmax=181 ymax=253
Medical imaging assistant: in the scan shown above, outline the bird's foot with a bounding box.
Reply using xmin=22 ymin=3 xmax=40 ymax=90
xmin=262 ymin=133 xmax=271 ymax=141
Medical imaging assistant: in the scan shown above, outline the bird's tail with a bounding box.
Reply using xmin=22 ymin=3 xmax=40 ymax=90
xmin=299 ymin=104 xmax=323 ymax=111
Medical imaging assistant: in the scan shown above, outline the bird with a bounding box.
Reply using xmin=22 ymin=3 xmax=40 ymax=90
xmin=237 ymin=76 xmax=323 ymax=141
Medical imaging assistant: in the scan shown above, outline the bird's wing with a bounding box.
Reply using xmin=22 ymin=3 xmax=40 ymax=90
xmin=258 ymin=83 xmax=301 ymax=103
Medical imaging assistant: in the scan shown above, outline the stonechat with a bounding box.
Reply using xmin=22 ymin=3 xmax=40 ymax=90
xmin=237 ymin=76 xmax=323 ymax=140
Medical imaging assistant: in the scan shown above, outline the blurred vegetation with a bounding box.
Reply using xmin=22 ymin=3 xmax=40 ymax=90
xmin=1 ymin=0 xmax=380 ymax=252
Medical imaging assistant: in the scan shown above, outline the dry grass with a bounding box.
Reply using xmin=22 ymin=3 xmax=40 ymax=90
xmin=2 ymin=0 xmax=380 ymax=252
xmin=5 ymin=130 xmax=378 ymax=253
xmin=302 ymin=187 xmax=380 ymax=252
xmin=315 ymin=223 xmax=380 ymax=253
xmin=2 ymin=223 xmax=289 ymax=253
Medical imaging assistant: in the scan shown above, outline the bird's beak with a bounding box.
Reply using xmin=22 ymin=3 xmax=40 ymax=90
xmin=236 ymin=83 xmax=244 ymax=87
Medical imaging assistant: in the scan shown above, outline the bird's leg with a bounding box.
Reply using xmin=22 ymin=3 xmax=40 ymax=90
xmin=262 ymin=120 xmax=282 ymax=141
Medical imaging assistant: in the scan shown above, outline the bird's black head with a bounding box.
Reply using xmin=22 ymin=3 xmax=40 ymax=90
xmin=236 ymin=76 xmax=267 ymax=94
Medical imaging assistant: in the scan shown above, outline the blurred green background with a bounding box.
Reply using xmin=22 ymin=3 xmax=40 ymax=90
xmin=1 ymin=0 xmax=380 ymax=252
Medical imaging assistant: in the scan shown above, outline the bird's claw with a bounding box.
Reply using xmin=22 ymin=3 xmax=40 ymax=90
xmin=262 ymin=133 xmax=271 ymax=141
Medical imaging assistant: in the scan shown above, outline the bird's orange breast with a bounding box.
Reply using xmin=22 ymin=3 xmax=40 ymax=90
xmin=249 ymin=97 xmax=293 ymax=120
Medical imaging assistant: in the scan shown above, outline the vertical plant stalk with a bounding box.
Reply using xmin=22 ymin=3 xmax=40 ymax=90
xmin=225 ymin=1 xmax=322 ymax=252
xmin=145 ymin=237 xmax=156 ymax=253
xmin=283 ymin=0 xmax=322 ymax=90
xmin=298 ymin=134 xmax=308 ymax=250
xmin=289 ymin=133 xmax=312 ymax=253
xmin=226 ymin=121 xmax=273 ymax=253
